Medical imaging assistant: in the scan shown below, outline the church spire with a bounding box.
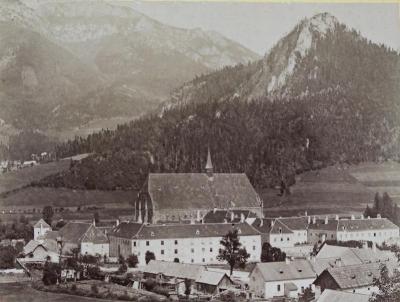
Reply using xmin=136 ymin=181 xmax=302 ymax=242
xmin=205 ymin=146 xmax=213 ymax=176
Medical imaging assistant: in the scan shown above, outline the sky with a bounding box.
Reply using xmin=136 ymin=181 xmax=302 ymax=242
xmin=114 ymin=1 xmax=400 ymax=55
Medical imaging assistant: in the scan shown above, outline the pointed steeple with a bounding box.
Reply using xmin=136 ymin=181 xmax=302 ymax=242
xmin=205 ymin=147 xmax=213 ymax=176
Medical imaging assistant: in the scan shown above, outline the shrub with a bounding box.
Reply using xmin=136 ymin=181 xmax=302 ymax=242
xmin=143 ymin=278 xmax=156 ymax=291
xmin=152 ymin=286 xmax=170 ymax=297
xmin=91 ymin=284 xmax=99 ymax=294
xmin=71 ymin=284 xmax=77 ymax=291
xmin=127 ymin=254 xmax=139 ymax=268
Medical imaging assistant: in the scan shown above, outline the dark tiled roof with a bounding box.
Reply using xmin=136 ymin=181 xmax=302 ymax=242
xmin=254 ymin=260 xmax=316 ymax=282
xmin=308 ymin=219 xmax=339 ymax=231
xmin=33 ymin=219 xmax=50 ymax=228
xmin=144 ymin=260 xmax=205 ymax=280
xmin=278 ymin=217 xmax=309 ymax=231
xmin=270 ymin=220 xmax=293 ymax=234
xmin=338 ymin=218 xmax=398 ymax=232
xmin=318 ymin=289 xmax=370 ymax=302
xmin=203 ymin=210 xmax=253 ymax=223
xmin=109 ymin=222 xmax=143 ymax=239
xmin=251 ymin=218 xmax=273 ymax=233
xmin=81 ymin=225 xmax=109 ymax=244
xmin=319 ymin=262 xmax=398 ymax=290
xmin=136 ymin=223 xmax=259 ymax=239
xmin=148 ymin=173 xmax=261 ymax=210
xmin=58 ymin=222 xmax=92 ymax=244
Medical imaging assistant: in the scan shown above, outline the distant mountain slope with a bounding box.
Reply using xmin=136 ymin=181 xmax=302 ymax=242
xmin=0 ymin=0 xmax=259 ymax=133
xmin=39 ymin=13 xmax=400 ymax=195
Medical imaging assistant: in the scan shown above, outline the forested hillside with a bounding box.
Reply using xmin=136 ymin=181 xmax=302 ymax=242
xmin=38 ymin=13 xmax=400 ymax=191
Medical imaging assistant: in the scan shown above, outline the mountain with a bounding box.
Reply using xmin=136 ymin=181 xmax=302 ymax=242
xmin=0 ymin=0 xmax=259 ymax=136
xmin=164 ymin=13 xmax=400 ymax=110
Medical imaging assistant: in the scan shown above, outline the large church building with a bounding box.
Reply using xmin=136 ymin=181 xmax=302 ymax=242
xmin=134 ymin=149 xmax=263 ymax=223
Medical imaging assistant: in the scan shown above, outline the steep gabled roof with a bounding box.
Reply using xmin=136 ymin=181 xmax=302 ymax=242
xmin=317 ymin=289 xmax=369 ymax=302
xmin=57 ymin=222 xmax=92 ymax=244
xmin=109 ymin=222 xmax=143 ymax=239
xmin=148 ymin=173 xmax=260 ymax=210
xmin=308 ymin=219 xmax=339 ymax=231
xmin=81 ymin=225 xmax=109 ymax=244
xmin=143 ymin=260 xmax=205 ymax=280
xmin=196 ymin=271 xmax=231 ymax=286
xmin=253 ymin=260 xmax=316 ymax=282
xmin=33 ymin=219 xmax=50 ymax=228
xmin=315 ymin=262 xmax=398 ymax=290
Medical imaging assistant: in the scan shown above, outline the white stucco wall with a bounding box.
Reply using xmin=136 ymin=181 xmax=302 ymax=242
xmin=337 ymin=228 xmax=399 ymax=244
xmin=81 ymin=242 xmax=109 ymax=257
xmin=131 ymin=234 xmax=261 ymax=266
xmin=263 ymin=278 xmax=315 ymax=299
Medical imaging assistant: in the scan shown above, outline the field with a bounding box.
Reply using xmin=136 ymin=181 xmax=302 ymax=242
xmin=0 ymin=161 xmax=70 ymax=195
xmin=0 ymin=282 xmax=115 ymax=302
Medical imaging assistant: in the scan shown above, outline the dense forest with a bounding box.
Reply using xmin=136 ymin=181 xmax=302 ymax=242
xmin=365 ymin=192 xmax=400 ymax=225
xmin=35 ymin=20 xmax=400 ymax=191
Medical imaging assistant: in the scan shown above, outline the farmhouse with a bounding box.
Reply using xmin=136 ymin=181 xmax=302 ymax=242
xmin=248 ymin=259 xmax=317 ymax=299
xmin=22 ymin=240 xmax=59 ymax=263
xmin=312 ymin=243 xmax=396 ymax=274
xmin=38 ymin=221 xmax=109 ymax=257
xmin=135 ymin=150 xmax=262 ymax=223
xmin=313 ymin=261 xmax=398 ymax=295
xmin=141 ymin=260 xmax=234 ymax=296
xmin=108 ymin=222 xmax=261 ymax=265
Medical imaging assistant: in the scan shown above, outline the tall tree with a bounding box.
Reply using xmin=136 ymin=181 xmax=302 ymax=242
xmin=42 ymin=206 xmax=54 ymax=226
xmin=261 ymin=242 xmax=286 ymax=262
xmin=370 ymin=265 xmax=400 ymax=302
xmin=217 ymin=229 xmax=250 ymax=276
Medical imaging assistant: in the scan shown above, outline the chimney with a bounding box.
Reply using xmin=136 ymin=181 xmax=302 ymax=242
xmin=335 ymin=258 xmax=343 ymax=267
xmin=92 ymin=218 xmax=96 ymax=227
xmin=324 ymin=216 xmax=328 ymax=225
xmin=197 ymin=210 xmax=201 ymax=222
xmin=213 ymin=208 xmax=217 ymax=214
xmin=368 ymin=216 xmax=371 ymax=219
xmin=271 ymin=220 xmax=275 ymax=227
xmin=312 ymin=216 xmax=316 ymax=224
xmin=351 ymin=215 xmax=355 ymax=220
xmin=361 ymin=214 xmax=364 ymax=220
xmin=305 ymin=211 xmax=308 ymax=217
xmin=285 ymin=257 xmax=290 ymax=264
xmin=307 ymin=216 xmax=311 ymax=225
xmin=240 ymin=213 xmax=245 ymax=223
xmin=377 ymin=213 xmax=381 ymax=219
xmin=205 ymin=147 xmax=213 ymax=178
xmin=335 ymin=215 xmax=339 ymax=221
xmin=116 ymin=219 xmax=120 ymax=226
xmin=138 ymin=201 xmax=143 ymax=224
xmin=259 ymin=219 xmax=264 ymax=227
xmin=231 ymin=212 xmax=235 ymax=222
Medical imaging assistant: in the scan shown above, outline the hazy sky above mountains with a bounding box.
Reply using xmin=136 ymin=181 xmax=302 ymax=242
xmin=122 ymin=2 xmax=400 ymax=55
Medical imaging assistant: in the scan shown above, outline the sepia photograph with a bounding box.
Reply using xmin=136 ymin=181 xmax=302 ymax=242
xmin=0 ymin=1 xmax=399 ymax=301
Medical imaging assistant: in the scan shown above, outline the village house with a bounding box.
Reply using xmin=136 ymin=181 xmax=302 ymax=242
xmin=134 ymin=150 xmax=263 ymax=223
xmin=141 ymin=260 xmax=234 ymax=296
xmin=33 ymin=219 xmax=51 ymax=240
xmin=34 ymin=220 xmax=109 ymax=258
xmin=312 ymin=243 xmax=397 ymax=274
xmin=250 ymin=216 xmax=308 ymax=248
xmin=248 ymin=259 xmax=317 ymax=299
xmin=22 ymin=240 xmax=59 ymax=263
xmin=108 ymin=222 xmax=261 ymax=265
xmin=313 ymin=261 xmax=398 ymax=295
